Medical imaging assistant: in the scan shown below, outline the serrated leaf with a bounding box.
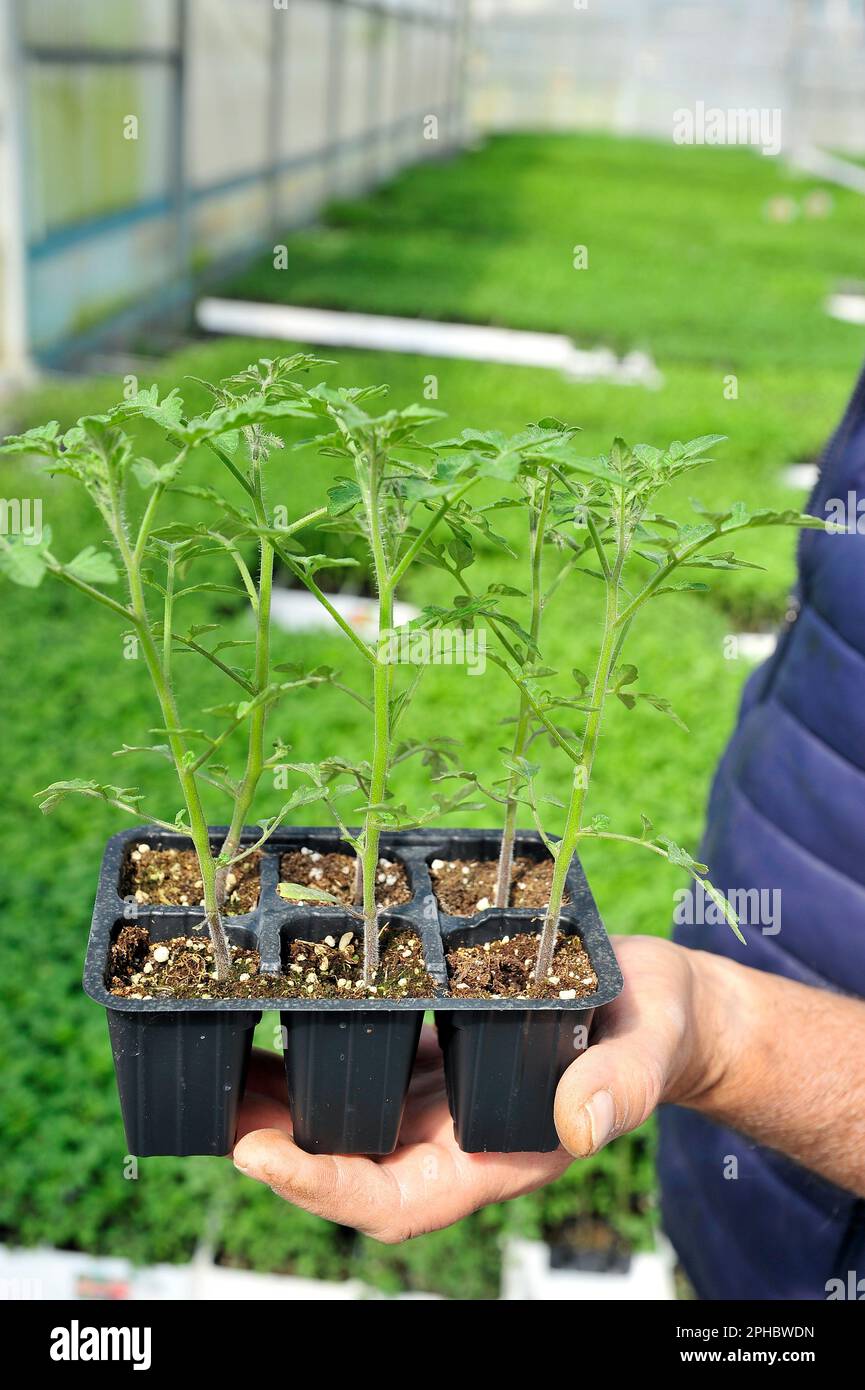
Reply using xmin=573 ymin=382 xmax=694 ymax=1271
xmin=0 ymin=421 xmax=62 ymax=458
xmin=0 ymin=535 xmax=48 ymax=587
xmin=35 ymin=779 xmax=143 ymax=814
xmin=656 ymin=836 xmax=707 ymax=874
xmin=637 ymin=693 xmax=689 ymax=732
xmin=66 ymin=546 xmax=119 ymax=585
xmin=701 ymin=878 xmax=745 ymax=943
xmin=133 ymin=457 xmax=180 ymax=489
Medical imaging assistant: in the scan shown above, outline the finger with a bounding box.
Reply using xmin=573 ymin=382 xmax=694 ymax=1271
xmin=235 ymin=1094 xmax=292 ymax=1143
xmin=554 ymin=1025 xmax=674 ymax=1158
xmin=414 ymin=1023 xmax=443 ymax=1068
xmin=245 ymin=1047 xmax=289 ymax=1104
xmin=232 ymin=1128 xmax=398 ymax=1239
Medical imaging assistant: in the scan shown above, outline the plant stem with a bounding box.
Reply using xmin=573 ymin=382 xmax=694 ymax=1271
xmin=361 ymin=447 xmax=392 ymax=984
xmin=132 ymin=572 xmax=233 ymax=979
xmin=535 ymin=543 xmax=621 ymax=981
xmin=163 ymin=549 xmax=175 ymax=678
xmin=271 ymin=540 xmax=376 ymax=665
xmin=45 ymin=556 xmax=134 ymax=622
xmin=216 ymin=465 xmax=274 ymax=906
xmin=494 ymin=470 xmax=551 ymax=907
xmin=113 ymin=483 xmax=233 ymax=981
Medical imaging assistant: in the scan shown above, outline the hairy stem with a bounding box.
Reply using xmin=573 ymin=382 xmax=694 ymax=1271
xmin=217 ymin=465 xmax=274 ymax=907
xmin=114 ymin=484 xmax=233 ymax=980
xmin=361 ymin=448 xmax=392 ymax=984
xmin=494 ymin=471 xmax=552 ymax=906
xmin=132 ymin=574 xmax=233 ymax=979
xmin=535 ymin=541 xmax=621 ymax=980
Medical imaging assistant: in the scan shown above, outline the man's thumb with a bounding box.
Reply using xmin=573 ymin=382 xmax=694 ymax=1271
xmin=554 ymin=1035 xmax=666 ymax=1157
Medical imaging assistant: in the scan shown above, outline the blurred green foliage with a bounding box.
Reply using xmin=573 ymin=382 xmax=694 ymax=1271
xmin=0 ymin=132 xmax=861 ymax=1297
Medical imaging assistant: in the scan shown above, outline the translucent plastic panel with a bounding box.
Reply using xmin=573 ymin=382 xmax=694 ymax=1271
xmin=191 ymin=182 xmax=270 ymax=260
xmin=338 ymin=9 xmax=374 ymax=142
xmin=281 ymin=0 xmax=331 ymax=159
xmin=25 ymin=63 xmax=172 ymax=238
xmin=29 ymin=213 xmax=178 ymax=351
xmin=186 ymin=0 xmax=271 ymax=187
xmin=412 ymin=22 xmax=442 ymax=116
xmin=273 ymin=164 xmax=329 ymax=226
xmin=371 ymin=18 xmax=405 ymax=179
xmin=20 ymin=0 xmax=179 ymax=51
xmin=378 ymin=18 xmax=405 ymax=131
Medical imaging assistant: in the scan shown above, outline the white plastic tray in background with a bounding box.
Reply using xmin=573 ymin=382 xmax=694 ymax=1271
xmin=269 ymin=586 xmax=419 ymax=638
xmin=0 ymin=1244 xmax=441 ymax=1301
xmin=500 ymin=1235 xmax=676 ymax=1301
xmin=196 ymin=297 xmax=662 ymax=388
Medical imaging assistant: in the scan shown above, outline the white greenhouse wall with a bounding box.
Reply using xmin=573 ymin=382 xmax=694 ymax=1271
xmin=8 ymin=0 xmax=470 ymax=361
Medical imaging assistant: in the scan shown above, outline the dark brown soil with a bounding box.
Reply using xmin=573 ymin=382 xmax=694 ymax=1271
xmin=430 ymin=855 xmax=566 ymax=916
xmin=123 ymin=845 xmax=260 ymax=914
xmin=108 ymin=924 xmax=283 ymax=1001
xmin=279 ymin=849 xmax=412 ymax=908
xmin=281 ymin=927 xmax=435 ymax=1000
xmin=107 ymin=923 xmax=434 ymax=1002
xmin=446 ymin=931 xmax=597 ymax=1000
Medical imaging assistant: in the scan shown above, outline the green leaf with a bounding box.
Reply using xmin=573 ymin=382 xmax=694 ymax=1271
xmin=656 ymin=837 xmax=707 ymax=874
xmin=35 ymin=779 xmax=144 ymax=814
xmin=132 ymin=457 xmax=181 ymax=489
xmin=277 ymin=882 xmax=342 ymax=905
xmin=701 ymin=878 xmax=745 ymax=943
xmin=681 ymin=551 xmax=764 ymax=572
xmin=679 ymin=434 xmax=726 ymax=459
xmin=66 ymin=546 xmax=119 ymax=585
xmin=486 ymin=582 xmax=526 ymax=597
xmin=0 ymin=535 xmax=49 ymax=587
xmin=110 ymin=386 xmax=185 ymax=431
xmin=637 ymin=693 xmax=689 ymax=732
xmin=178 ymin=397 xmax=313 ymax=444
xmin=327 ymin=478 xmax=363 ymax=516
xmin=0 ymin=421 xmax=62 ymax=458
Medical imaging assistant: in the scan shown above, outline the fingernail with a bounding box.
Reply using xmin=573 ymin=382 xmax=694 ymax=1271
xmin=585 ymin=1089 xmax=617 ymax=1152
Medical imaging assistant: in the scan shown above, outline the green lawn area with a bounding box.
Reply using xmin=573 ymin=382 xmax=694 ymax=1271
xmin=225 ymin=132 xmax=865 ymax=373
xmin=1 ymin=133 xmax=863 ymax=1298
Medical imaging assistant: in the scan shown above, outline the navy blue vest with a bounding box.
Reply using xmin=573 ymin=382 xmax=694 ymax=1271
xmin=658 ymin=363 xmax=865 ymax=1300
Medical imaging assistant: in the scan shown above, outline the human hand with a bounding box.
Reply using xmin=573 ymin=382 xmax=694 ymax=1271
xmin=554 ymin=933 xmax=731 ymax=1157
xmin=232 ymin=1025 xmax=571 ymax=1243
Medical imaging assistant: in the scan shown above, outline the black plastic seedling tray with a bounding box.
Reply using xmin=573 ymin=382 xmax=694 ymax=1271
xmin=84 ymin=826 xmax=623 ymax=1158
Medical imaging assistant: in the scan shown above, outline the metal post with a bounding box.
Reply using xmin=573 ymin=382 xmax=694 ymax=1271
xmin=365 ymin=7 xmax=384 ymax=190
xmin=173 ymin=0 xmax=191 ymax=293
xmin=268 ymin=0 xmax=289 ymax=231
xmin=0 ymin=0 xmax=31 ymax=384
xmin=450 ymin=0 xmax=473 ymax=149
xmin=325 ymin=0 xmax=345 ymax=198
